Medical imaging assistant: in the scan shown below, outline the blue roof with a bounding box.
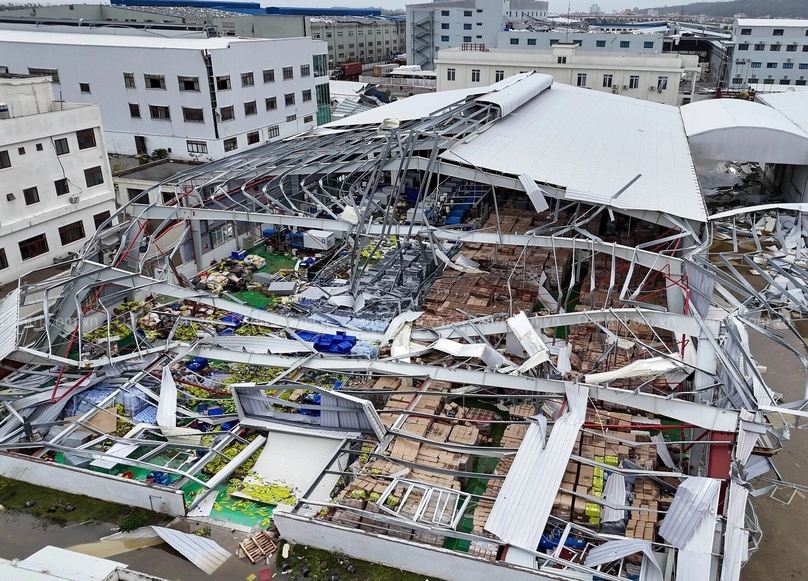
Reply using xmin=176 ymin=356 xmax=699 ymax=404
xmin=265 ymin=7 xmax=382 ymax=16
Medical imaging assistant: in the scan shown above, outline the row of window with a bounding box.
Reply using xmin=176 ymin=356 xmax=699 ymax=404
xmin=737 ymin=43 xmax=808 ymax=52
xmin=334 ymin=41 xmax=395 ymax=48
xmin=739 ymin=28 xmax=808 ymax=36
xmin=439 ymin=9 xmax=482 ymax=16
xmin=9 ymin=167 xmax=104 ymax=206
xmin=503 ymin=38 xmax=656 ymax=49
xmin=732 ymin=76 xmax=808 ymax=85
xmin=185 ymin=116 xmax=312 ymax=155
xmin=4 ymin=213 xmax=110 ymax=267
xmin=0 ymin=129 xmax=97 ymax=172
xmin=747 ymin=62 xmax=808 ymax=69
xmin=127 ymin=91 xmax=312 ymax=123
xmin=445 ymin=68 xmax=667 ymax=90
xmin=322 ymin=27 xmax=398 ymax=36
xmin=122 ymin=67 xmax=309 ymax=92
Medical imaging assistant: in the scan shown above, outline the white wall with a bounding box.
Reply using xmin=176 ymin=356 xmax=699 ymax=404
xmin=0 ymin=97 xmax=117 ymax=285
xmin=275 ymin=512 xmax=554 ymax=581
xmin=0 ymin=452 xmax=187 ymax=515
xmin=0 ymin=31 xmax=327 ymax=159
xmin=729 ymin=20 xmax=808 ymax=88
xmin=497 ymin=31 xmax=664 ymax=53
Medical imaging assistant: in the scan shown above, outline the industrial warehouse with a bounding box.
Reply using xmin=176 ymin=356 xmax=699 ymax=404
xmin=1 ymin=72 xmax=808 ymax=581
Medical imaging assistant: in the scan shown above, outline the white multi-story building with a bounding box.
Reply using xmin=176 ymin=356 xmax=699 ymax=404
xmin=728 ymin=18 xmax=808 ymax=88
xmin=309 ymin=17 xmax=406 ymax=65
xmin=406 ymin=0 xmax=549 ymax=70
xmin=435 ymin=43 xmax=700 ymax=105
xmin=0 ymin=28 xmax=331 ymax=161
xmin=0 ymin=74 xmax=117 ymax=286
xmin=497 ymin=30 xmax=664 ymax=53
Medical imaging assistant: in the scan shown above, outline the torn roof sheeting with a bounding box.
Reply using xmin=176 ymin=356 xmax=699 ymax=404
xmin=658 ymin=477 xmax=721 ymax=549
xmin=441 ymin=82 xmax=707 ymax=222
xmin=676 ymin=480 xmax=720 ymax=581
xmin=585 ymin=539 xmax=663 ymax=581
xmin=20 ymin=545 xmax=125 ymax=580
xmin=475 ymin=72 xmax=553 ymax=117
xmin=485 ymin=384 xmax=586 ymax=548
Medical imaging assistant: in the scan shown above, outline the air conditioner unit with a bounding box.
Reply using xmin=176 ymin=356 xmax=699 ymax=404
xmin=68 ymin=195 xmax=80 ymax=204
xmin=622 ymin=85 xmax=628 ymax=90
xmin=650 ymin=86 xmax=656 ymax=91
xmin=611 ymin=86 xmax=618 ymax=93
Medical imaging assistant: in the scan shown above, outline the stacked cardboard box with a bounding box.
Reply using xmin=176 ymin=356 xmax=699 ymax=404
xmin=425 ymin=422 xmax=452 ymax=443
xmin=448 ymin=424 xmax=481 ymax=446
xmin=415 ymin=443 xmax=465 ymax=471
xmin=626 ymin=480 xmax=659 ymax=541
xmin=331 ymin=508 xmax=362 ymax=529
xmin=402 ymin=416 xmax=433 ymax=438
xmin=389 ymin=438 xmax=421 ymax=463
xmin=508 ymin=403 xmax=535 ymax=419
xmin=469 ymin=540 xmax=499 ymax=561
xmin=412 ymin=529 xmax=444 ymax=547
xmin=472 ymin=499 xmax=495 ymax=535
xmin=410 ymin=468 xmax=461 ymax=490
xmin=500 ymin=424 xmax=528 ymax=448
xmin=462 ymin=407 xmax=497 ymax=435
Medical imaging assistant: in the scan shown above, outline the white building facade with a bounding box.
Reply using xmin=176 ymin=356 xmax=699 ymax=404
xmin=0 ymin=75 xmax=117 ymax=286
xmin=728 ymin=18 xmax=808 ymax=88
xmin=310 ymin=17 xmax=406 ymax=65
xmin=435 ymin=44 xmax=700 ymax=105
xmin=0 ymin=29 xmax=331 ymax=161
xmin=497 ymin=30 xmax=664 ymax=52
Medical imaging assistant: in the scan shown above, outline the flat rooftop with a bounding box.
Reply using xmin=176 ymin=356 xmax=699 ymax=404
xmin=115 ymin=160 xmax=203 ymax=182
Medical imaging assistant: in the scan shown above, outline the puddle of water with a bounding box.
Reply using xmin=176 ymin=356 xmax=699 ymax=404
xmin=67 ymin=536 xmax=164 ymax=559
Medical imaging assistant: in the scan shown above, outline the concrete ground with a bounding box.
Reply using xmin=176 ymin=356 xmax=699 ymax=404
xmin=741 ymin=327 xmax=808 ymax=581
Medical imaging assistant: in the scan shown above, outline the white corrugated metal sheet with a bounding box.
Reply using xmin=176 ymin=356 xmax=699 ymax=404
xmin=737 ymin=409 xmax=766 ymax=465
xmin=157 ymin=366 xmax=177 ymax=428
xmin=441 ymin=83 xmax=706 ymax=222
xmin=381 ymin=310 xmax=423 ymax=347
xmin=476 ymin=73 xmax=553 ymax=117
xmin=251 ymin=430 xmax=344 ymax=502
xmin=741 ymin=454 xmax=772 ymax=482
xmin=720 ymin=481 xmax=750 ymax=581
xmin=681 ymin=98 xmax=808 ymax=165
xmin=651 ymin=433 xmax=677 ymax=470
xmin=0 ymin=287 xmax=19 ymax=362
xmin=758 ymin=90 xmax=808 ymax=136
xmin=0 ymin=564 xmax=68 ymax=581
xmin=503 ymin=546 xmax=537 ymax=568
xmin=585 ymin=539 xmax=663 ymax=581
xmin=20 ymin=546 xmax=125 ymax=580
xmin=485 ymin=384 xmax=586 ymax=549
xmin=200 ymin=335 xmax=314 ymax=354
xmin=676 ymin=482 xmax=719 ymax=581
xmin=601 ymin=472 xmax=627 ymax=523
xmin=658 ymin=477 xmax=721 ymax=549
xmin=518 ymin=173 xmax=550 ymax=213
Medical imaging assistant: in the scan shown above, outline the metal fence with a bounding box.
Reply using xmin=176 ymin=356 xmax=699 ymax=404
xmin=360 ymin=75 xmax=437 ymax=89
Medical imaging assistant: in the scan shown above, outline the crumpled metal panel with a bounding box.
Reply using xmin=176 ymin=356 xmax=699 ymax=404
xmin=658 ymin=477 xmax=721 ymax=549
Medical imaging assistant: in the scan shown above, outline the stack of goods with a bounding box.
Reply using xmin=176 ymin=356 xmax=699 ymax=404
xmin=448 ymin=424 xmax=481 ymax=446
xmin=425 ymin=422 xmax=453 ymax=443
xmin=462 ymin=407 xmax=497 ymax=436
xmin=468 ymin=540 xmax=499 ymax=561
xmin=508 ymin=403 xmax=536 ymax=419
xmin=626 ymin=480 xmax=659 ymax=541
xmin=500 ymin=424 xmax=528 ymax=448
xmin=472 ymin=499 xmax=495 ymax=536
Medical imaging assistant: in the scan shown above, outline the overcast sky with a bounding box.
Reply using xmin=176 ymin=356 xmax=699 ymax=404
xmin=2 ymin=0 xmax=669 ymax=16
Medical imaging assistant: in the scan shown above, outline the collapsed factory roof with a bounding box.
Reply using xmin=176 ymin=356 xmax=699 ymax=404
xmin=0 ymin=71 xmax=805 ymax=581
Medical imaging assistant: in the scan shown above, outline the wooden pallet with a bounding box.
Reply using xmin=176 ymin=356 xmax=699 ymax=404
xmin=240 ymin=531 xmax=278 ymax=564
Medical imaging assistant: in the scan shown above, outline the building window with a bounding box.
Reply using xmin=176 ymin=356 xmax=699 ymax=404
xmin=783 ymin=62 xmax=794 ymax=69
xmin=441 ymin=35 xmax=449 ymax=42
xmin=767 ymin=62 xmax=778 ymax=68
xmin=302 ymin=89 xmax=312 ymax=102
xmin=749 ymin=77 xmax=758 ymax=83
xmin=771 ymin=44 xmax=781 ymax=51
xmin=603 ymin=74 xmax=613 ymax=87
xmin=751 ymin=61 xmax=762 ymax=68
xmin=127 ymin=188 xmax=144 ymax=202
xmin=266 ymin=97 xmax=277 ymax=110
xmin=216 ymin=75 xmax=231 ymax=90
xmin=28 ymin=68 xmax=59 ymax=83
xmin=220 ymin=106 xmax=235 ymax=121
xmin=787 ymin=44 xmax=798 ymax=52
xmin=94 ymin=211 xmax=111 ymax=230
xmin=23 ymin=187 xmax=40 ymax=205
xmin=76 ymin=128 xmax=96 ymax=150
xmin=304 ymin=114 xmax=313 ymax=123
xmin=764 ymin=78 xmax=775 ymax=84
xmin=644 ymin=41 xmax=654 ymax=49
xmin=187 ymin=140 xmax=208 ymax=154
xmin=224 ymin=138 xmax=238 ymax=152
xmin=441 ymin=9 xmax=449 ymax=15
xmin=754 ymin=43 xmax=765 ymax=51
xmin=129 ymin=103 xmax=140 ymax=118
xmin=144 ymin=74 xmax=166 ymax=89
xmin=244 ymin=101 xmax=257 ymax=116
xmin=526 ymin=38 xmax=537 ymax=46
xmin=84 ymin=166 xmax=104 ymax=187
xmin=732 ymin=77 xmax=744 ymax=84
xmin=441 ymin=23 xmax=450 ymax=30
xmin=301 ymin=64 xmax=311 ymax=77
xmin=740 ymin=28 xmax=752 ymax=35
xmin=0 ymin=151 xmax=8 ymax=170
xmin=123 ymin=72 xmax=135 ymax=88
xmin=263 ymin=69 xmax=275 ymax=83
xmin=620 ymin=41 xmax=630 ymax=48
xmin=576 ymin=73 xmax=587 ymax=87
xmin=738 ymin=43 xmax=749 ymax=50
xmin=629 ymin=75 xmax=640 ymax=89
xmin=183 ymin=107 xmax=204 ymax=122
xmin=286 ymin=114 xmax=296 ymax=122
xmin=510 ymin=38 xmax=519 ymax=45
xmin=79 ymin=82 xmax=91 ymax=93
xmin=464 ymin=23 xmax=472 ymax=30
xmin=267 ymin=125 xmax=280 ymax=138
xmin=54 ymin=138 xmax=69 ymax=155
xmin=178 ymin=76 xmax=200 ymax=91
xmin=58 ymin=221 xmax=85 ymax=245
xmin=210 ymin=223 xmax=235 ymax=248
xmin=773 ymin=29 xmax=784 ymax=36
xmin=285 ymin=93 xmax=295 ymax=106
xmin=149 ymin=105 xmax=171 ymax=120
xmin=247 ymin=131 xmax=260 ymax=145
xmin=800 ymin=63 xmax=808 ymax=69
xmin=19 ymin=234 xmax=48 ymax=261
xmin=0 ymin=249 xmax=8 ymax=270
xmin=35 ymin=143 xmax=42 ymax=151
xmin=495 ymin=70 xmax=504 ymax=82
xmin=283 ymin=66 xmax=294 ymax=80
xmin=797 ymin=79 xmax=807 ymax=85
xmin=241 ymin=72 xmax=255 ymax=87
xmin=54 ymin=178 xmax=69 ymax=196
xmin=657 ymin=76 xmax=668 ymax=90
xmin=595 ymin=40 xmax=606 ymax=47
xmin=804 ymin=46 xmax=808 ymax=52
xmin=471 ymin=69 xmax=480 ymax=83
xmin=557 ymin=56 xmax=567 ymax=64
xmin=463 ymin=9 xmax=472 ymax=16
xmin=780 ymin=79 xmax=791 ymax=85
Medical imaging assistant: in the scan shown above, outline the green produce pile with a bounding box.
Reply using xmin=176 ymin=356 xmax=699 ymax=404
xmin=173 ymin=323 xmax=200 ymax=342
xmin=83 ymin=320 xmax=133 ymax=342
xmin=201 ymin=434 xmax=261 ymax=477
xmin=222 ymin=364 xmax=284 ymax=386
xmin=239 ymin=479 xmax=296 ymax=506
xmin=113 ymin=301 xmax=145 ymax=315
